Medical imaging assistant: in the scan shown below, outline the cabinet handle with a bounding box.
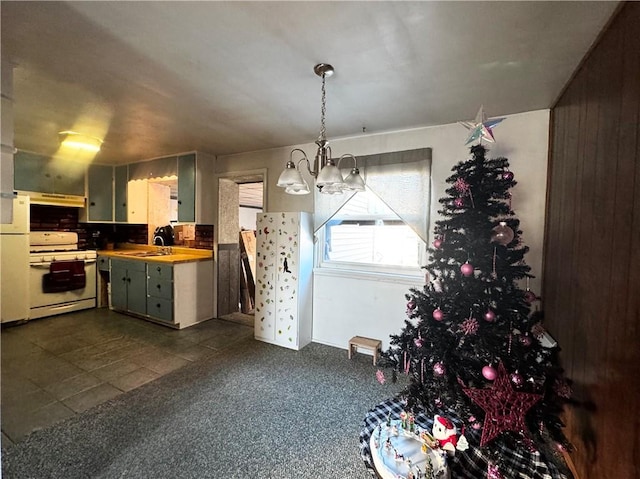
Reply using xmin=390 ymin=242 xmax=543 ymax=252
xmin=157 ymin=267 xmax=161 ymax=272
xmin=156 ymin=284 xmax=161 ymax=290
xmin=122 ymin=276 xmax=127 ymax=282
xmin=127 ymin=277 xmax=131 ymax=283
xmin=156 ymin=303 xmax=161 ymax=308
xmin=90 ymin=201 xmax=96 ymax=206
xmin=177 ymin=200 xmax=182 ymax=205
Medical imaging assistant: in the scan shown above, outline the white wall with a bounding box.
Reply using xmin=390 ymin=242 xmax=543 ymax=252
xmin=239 ymin=207 xmax=260 ymax=231
xmin=216 ymin=109 xmax=550 ymax=350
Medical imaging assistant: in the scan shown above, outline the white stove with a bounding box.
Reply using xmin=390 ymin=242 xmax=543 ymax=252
xmin=30 ymin=231 xmax=82 ymax=252
xmin=28 ymin=231 xmax=97 ymax=319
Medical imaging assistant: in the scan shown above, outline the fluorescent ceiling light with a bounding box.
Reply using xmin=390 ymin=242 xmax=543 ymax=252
xmin=59 ymin=131 xmax=103 ymax=152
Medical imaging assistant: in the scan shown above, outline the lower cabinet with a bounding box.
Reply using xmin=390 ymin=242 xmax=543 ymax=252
xmin=146 ymin=263 xmax=174 ymax=324
xmin=110 ymin=259 xmax=147 ymax=316
xmin=109 ymin=257 xmax=214 ymax=329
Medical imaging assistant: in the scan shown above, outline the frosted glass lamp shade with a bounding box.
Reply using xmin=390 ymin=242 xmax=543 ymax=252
xmin=343 ymin=167 xmax=366 ymax=191
xmin=316 ymin=160 xmax=344 ymax=186
xmin=277 ymin=161 xmax=305 ymax=187
xmin=285 ymin=179 xmax=311 ymax=195
xmin=319 ymin=183 xmax=345 ymax=195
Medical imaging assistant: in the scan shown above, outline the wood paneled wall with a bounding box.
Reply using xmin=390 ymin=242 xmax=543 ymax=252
xmin=544 ymin=3 xmax=639 ymax=478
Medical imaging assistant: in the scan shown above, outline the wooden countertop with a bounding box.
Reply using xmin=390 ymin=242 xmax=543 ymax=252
xmin=98 ymin=245 xmax=213 ymax=264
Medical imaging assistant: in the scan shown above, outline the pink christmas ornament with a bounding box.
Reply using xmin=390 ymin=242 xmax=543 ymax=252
xmin=454 ymin=197 xmax=465 ymax=208
xmin=502 ymin=170 xmax=514 ymax=181
xmin=414 ymin=338 xmax=424 ymax=348
xmin=454 ymin=178 xmax=471 ymax=194
xmin=460 ymin=262 xmax=474 ymax=276
xmin=491 ymin=222 xmax=514 ymax=245
xmin=432 ymin=308 xmax=444 ymax=321
xmin=433 ymin=362 xmax=446 ymax=376
xmin=510 ymin=372 xmax=523 ymax=386
xmin=483 ymin=309 xmax=496 ymax=322
xmin=482 ymin=365 xmax=497 ymax=381
xmin=524 ymin=290 xmax=538 ymax=303
xmin=407 ymin=300 xmax=416 ymax=310
xmin=460 ymin=317 xmax=479 ymax=335
xmin=433 ymin=238 xmax=443 ymax=249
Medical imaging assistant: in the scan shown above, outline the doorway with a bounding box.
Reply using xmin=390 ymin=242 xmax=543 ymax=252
xmin=216 ymin=172 xmax=264 ymax=327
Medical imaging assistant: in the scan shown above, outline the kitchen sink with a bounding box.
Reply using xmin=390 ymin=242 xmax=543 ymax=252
xmin=121 ymin=251 xmax=171 ymax=257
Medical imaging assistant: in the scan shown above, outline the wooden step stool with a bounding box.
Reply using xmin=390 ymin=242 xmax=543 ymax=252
xmin=348 ymin=336 xmax=382 ymax=365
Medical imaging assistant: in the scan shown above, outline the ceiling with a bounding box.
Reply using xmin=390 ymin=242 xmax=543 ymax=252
xmin=1 ymin=1 xmax=620 ymax=166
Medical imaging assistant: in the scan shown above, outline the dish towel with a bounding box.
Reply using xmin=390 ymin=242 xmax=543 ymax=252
xmin=43 ymin=260 xmax=85 ymax=293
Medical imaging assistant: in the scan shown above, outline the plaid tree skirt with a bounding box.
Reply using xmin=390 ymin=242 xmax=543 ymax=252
xmin=359 ymin=397 xmax=569 ymax=479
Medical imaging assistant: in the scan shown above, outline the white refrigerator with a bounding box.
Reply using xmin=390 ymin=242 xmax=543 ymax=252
xmin=1 ymin=195 xmax=30 ymax=322
xmin=254 ymin=212 xmax=313 ymax=350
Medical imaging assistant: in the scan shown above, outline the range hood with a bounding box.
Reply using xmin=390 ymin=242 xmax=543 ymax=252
xmin=22 ymin=191 xmax=85 ymax=208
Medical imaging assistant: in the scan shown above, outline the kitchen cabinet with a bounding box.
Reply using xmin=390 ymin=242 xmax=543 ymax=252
xmin=133 ymin=151 xmax=214 ymax=224
xmin=127 ymin=179 xmax=149 ymax=223
xmin=105 ymin=253 xmax=214 ymax=329
xmin=127 ymin=179 xmax=171 ymax=231
xmin=145 ymin=260 xmax=216 ymax=328
xmin=85 ymin=164 xmax=113 ymax=222
xmin=177 ymin=153 xmax=196 ymax=222
xmin=82 ymin=164 xmax=128 ymax=223
xmin=254 ymin=212 xmax=313 ymax=350
xmin=128 ymin=156 xmax=176 ymax=181
xmin=110 ymin=258 xmax=147 ymax=316
xmin=14 ymin=150 xmax=85 ymax=196
xmin=146 ymin=263 xmax=174 ymax=324
xmin=114 ymin=165 xmax=128 ymax=222
xmin=97 ymin=255 xmax=110 ymax=272
xmin=88 ymin=151 xmax=214 ymax=225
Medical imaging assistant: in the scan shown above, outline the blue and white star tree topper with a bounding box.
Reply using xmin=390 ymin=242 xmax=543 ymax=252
xmin=459 ymin=106 xmax=505 ymax=145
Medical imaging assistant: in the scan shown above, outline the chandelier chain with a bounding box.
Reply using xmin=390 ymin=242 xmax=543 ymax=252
xmin=318 ymin=73 xmax=327 ymax=143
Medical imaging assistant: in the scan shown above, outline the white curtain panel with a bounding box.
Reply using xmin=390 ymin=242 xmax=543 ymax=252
xmin=314 ymin=147 xmax=432 ymax=242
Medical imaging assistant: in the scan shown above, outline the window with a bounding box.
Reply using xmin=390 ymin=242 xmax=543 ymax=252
xmin=319 ymin=189 xmax=427 ymax=276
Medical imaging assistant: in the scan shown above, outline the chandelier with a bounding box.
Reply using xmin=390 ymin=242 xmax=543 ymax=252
xmin=277 ymin=63 xmax=366 ymax=195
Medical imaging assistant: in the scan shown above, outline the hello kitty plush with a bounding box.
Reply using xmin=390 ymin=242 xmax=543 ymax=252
xmin=432 ymin=415 xmax=469 ymax=454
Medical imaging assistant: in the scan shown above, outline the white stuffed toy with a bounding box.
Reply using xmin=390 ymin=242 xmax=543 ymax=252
xmin=432 ymin=415 xmax=469 ymax=454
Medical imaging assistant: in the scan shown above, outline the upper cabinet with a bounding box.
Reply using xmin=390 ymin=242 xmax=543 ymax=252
xmin=128 ymin=151 xmax=215 ymax=224
xmin=85 ymin=164 xmax=113 ymax=222
xmin=81 ymin=164 xmax=129 ymax=223
xmin=114 ymin=165 xmax=128 ymax=223
xmin=177 ymin=153 xmax=196 ymax=222
xmin=128 ymin=155 xmax=177 ymax=181
xmin=185 ymin=151 xmax=215 ymax=224
xmin=81 ymin=151 xmax=215 ymax=225
xmin=14 ymin=150 xmax=85 ymax=196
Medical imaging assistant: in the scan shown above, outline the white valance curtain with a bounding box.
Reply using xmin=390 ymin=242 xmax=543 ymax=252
xmin=314 ymin=147 xmax=432 ymax=242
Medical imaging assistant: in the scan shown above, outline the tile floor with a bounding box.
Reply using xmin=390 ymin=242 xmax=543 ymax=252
xmin=1 ymin=308 xmax=253 ymax=448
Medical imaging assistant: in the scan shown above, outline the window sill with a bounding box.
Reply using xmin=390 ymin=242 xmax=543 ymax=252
xmin=313 ymin=267 xmax=425 ymax=285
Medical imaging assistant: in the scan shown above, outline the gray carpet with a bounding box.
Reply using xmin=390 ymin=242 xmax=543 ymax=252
xmin=2 ymin=338 xmax=404 ymax=478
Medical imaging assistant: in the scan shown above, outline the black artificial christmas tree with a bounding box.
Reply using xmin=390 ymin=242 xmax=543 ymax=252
xmin=378 ymin=144 xmax=573 ymax=477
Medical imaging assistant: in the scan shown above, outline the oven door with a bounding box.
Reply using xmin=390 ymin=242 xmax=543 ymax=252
xmin=29 ymin=258 xmax=97 ymax=314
